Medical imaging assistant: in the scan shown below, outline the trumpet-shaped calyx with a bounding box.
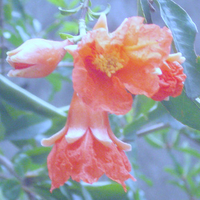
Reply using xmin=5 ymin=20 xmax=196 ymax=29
xmin=66 ymin=14 xmax=173 ymax=115
xmin=7 ymin=38 xmax=72 ymax=78
xmin=151 ymin=53 xmax=186 ymax=101
xmin=41 ymin=93 xmax=135 ymax=192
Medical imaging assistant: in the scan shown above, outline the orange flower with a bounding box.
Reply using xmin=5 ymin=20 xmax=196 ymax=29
xmin=151 ymin=53 xmax=186 ymax=101
xmin=42 ymin=93 xmax=135 ymax=192
xmin=66 ymin=14 xmax=173 ymax=115
xmin=7 ymin=39 xmax=72 ymax=78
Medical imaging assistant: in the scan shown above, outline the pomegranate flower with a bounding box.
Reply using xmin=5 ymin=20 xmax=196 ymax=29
xmin=41 ymin=93 xmax=135 ymax=192
xmin=151 ymin=53 xmax=186 ymax=101
xmin=66 ymin=14 xmax=173 ymax=115
xmin=7 ymin=38 xmax=72 ymax=78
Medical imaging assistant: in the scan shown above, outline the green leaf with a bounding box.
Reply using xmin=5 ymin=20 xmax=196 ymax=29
xmin=155 ymin=0 xmax=200 ymax=99
xmin=1 ymin=102 xmax=52 ymax=140
xmin=3 ymin=29 xmax=23 ymax=46
xmin=0 ymin=114 xmax=5 ymax=141
xmin=164 ymin=167 xmax=179 ymax=178
xmin=46 ymin=73 xmax=63 ymax=101
xmin=137 ymin=0 xmax=152 ymax=23
xmin=168 ymin=180 xmax=185 ymax=190
xmin=124 ymin=97 xmax=184 ymax=140
xmin=59 ymin=33 xmax=74 ymax=40
xmin=84 ymin=182 xmax=129 ymax=200
xmin=179 ymin=146 xmax=200 ymax=159
xmin=59 ymin=21 xmax=79 ymax=35
xmin=59 ymin=4 xmax=82 ymax=16
xmin=47 ymin=0 xmax=66 ymax=7
xmin=138 ymin=174 xmax=153 ymax=186
xmin=4 ymin=3 xmax=12 ymax=21
xmin=144 ymin=134 xmax=165 ymax=148
xmin=25 ymin=146 xmax=51 ymax=164
xmin=14 ymin=154 xmax=32 ymax=177
xmin=88 ymin=4 xmax=111 ymax=19
xmin=2 ymin=179 xmax=21 ymax=200
xmin=162 ymin=90 xmax=200 ymax=131
xmin=0 ymin=75 xmax=66 ymax=119
xmin=189 ymin=162 xmax=200 ymax=177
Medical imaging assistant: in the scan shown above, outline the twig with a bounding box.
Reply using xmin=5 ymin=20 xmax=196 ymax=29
xmin=0 ymin=155 xmax=22 ymax=181
xmin=137 ymin=122 xmax=170 ymax=137
xmin=166 ymin=146 xmax=196 ymax=200
xmin=0 ymin=155 xmax=38 ymax=200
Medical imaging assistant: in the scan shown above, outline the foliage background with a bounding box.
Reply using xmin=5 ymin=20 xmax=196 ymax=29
xmin=0 ymin=0 xmax=200 ymax=200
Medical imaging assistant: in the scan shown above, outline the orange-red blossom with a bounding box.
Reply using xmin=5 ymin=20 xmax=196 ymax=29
xmin=66 ymin=14 xmax=186 ymax=115
xmin=152 ymin=53 xmax=186 ymax=101
xmin=7 ymin=38 xmax=72 ymax=78
xmin=42 ymin=93 xmax=135 ymax=192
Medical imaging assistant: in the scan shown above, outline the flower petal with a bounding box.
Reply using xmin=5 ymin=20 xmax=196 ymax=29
xmin=73 ymin=62 xmax=133 ymax=115
xmin=117 ymin=64 xmax=160 ymax=97
xmin=93 ymin=13 xmax=108 ymax=31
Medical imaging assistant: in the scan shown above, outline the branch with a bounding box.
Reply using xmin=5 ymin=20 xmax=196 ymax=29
xmin=137 ymin=122 xmax=170 ymax=137
xmin=0 ymin=155 xmax=39 ymax=200
xmin=0 ymin=155 xmax=21 ymax=181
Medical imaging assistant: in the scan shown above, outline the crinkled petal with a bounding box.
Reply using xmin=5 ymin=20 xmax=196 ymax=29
xmin=117 ymin=63 xmax=160 ymax=97
xmin=93 ymin=134 xmax=136 ymax=192
xmin=152 ymin=61 xmax=186 ymax=101
xmin=73 ymin=60 xmax=133 ymax=115
xmin=48 ymin=130 xmax=104 ymax=191
xmin=48 ymin=130 xmax=135 ymax=192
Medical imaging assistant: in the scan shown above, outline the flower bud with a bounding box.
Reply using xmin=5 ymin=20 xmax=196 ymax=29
xmin=7 ymin=38 xmax=72 ymax=78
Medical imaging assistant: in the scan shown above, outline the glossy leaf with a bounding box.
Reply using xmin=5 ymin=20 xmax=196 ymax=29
xmin=84 ymin=182 xmax=129 ymax=200
xmin=1 ymin=179 xmax=21 ymax=200
xmin=137 ymin=0 xmax=152 ymax=23
xmin=162 ymin=90 xmax=200 ymax=131
xmin=156 ymin=0 xmax=200 ymax=99
xmin=14 ymin=154 xmax=32 ymax=177
xmin=0 ymin=75 xmax=66 ymax=119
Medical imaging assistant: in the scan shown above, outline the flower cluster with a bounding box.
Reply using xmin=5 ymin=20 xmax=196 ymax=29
xmin=6 ymin=13 xmax=186 ymax=192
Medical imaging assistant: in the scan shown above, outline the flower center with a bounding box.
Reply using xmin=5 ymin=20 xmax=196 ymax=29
xmin=92 ymin=52 xmax=124 ymax=77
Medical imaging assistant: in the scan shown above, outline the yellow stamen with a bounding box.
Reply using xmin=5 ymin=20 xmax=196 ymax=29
xmin=92 ymin=52 xmax=124 ymax=77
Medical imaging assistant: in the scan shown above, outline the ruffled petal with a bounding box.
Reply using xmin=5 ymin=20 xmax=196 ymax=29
xmin=117 ymin=63 xmax=160 ymax=97
xmin=73 ymin=60 xmax=133 ymax=115
xmin=93 ymin=135 xmax=136 ymax=192
xmin=151 ymin=61 xmax=186 ymax=101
